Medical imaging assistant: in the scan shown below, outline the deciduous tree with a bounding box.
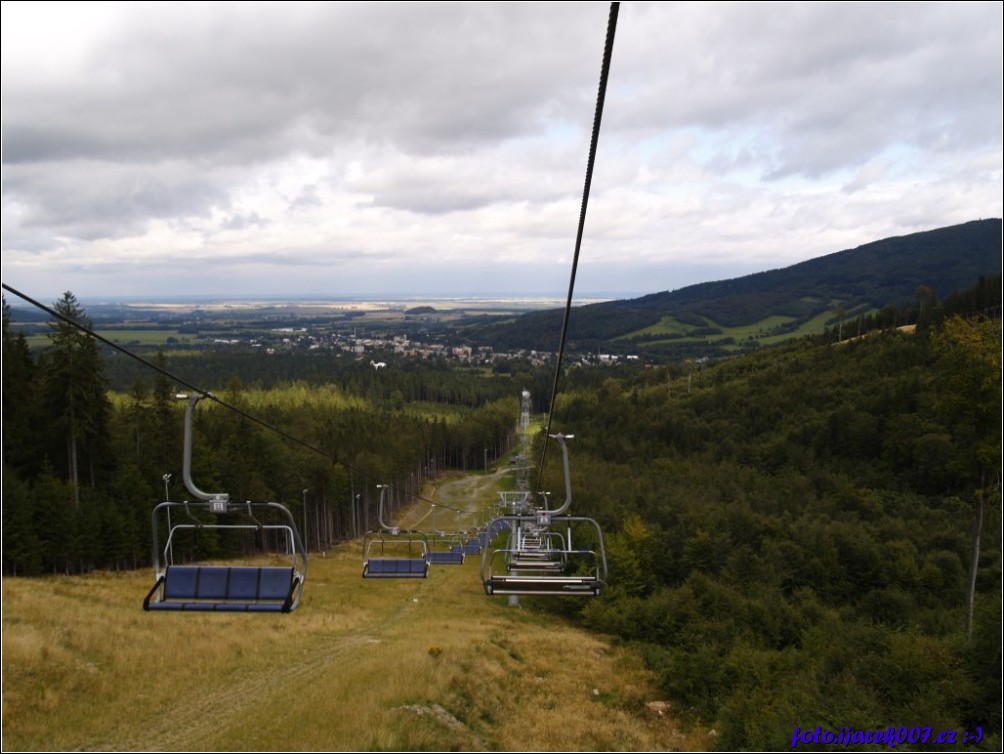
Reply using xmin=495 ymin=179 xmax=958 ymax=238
xmin=930 ymin=315 xmax=1002 ymax=639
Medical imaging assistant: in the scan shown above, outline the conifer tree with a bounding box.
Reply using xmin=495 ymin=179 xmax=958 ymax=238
xmin=40 ymin=292 xmax=112 ymax=506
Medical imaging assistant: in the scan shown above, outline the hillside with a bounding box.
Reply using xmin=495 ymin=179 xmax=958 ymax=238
xmin=470 ymin=219 xmax=1001 ymax=356
xmin=540 ymin=312 xmax=1002 ymax=750
xmin=1 ymin=469 xmax=709 ymax=752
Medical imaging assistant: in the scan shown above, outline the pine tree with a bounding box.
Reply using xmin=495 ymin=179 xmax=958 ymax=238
xmin=39 ymin=292 xmax=112 ymax=506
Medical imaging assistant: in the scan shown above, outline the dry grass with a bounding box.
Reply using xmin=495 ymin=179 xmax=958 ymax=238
xmin=3 ymin=477 xmax=708 ymax=752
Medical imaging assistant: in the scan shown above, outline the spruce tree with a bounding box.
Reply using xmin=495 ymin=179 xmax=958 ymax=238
xmin=40 ymin=292 xmax=112 ymax=506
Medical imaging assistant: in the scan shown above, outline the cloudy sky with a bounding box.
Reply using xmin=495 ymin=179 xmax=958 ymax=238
xmin=2 ymin=1 xmax=1001 ymax=301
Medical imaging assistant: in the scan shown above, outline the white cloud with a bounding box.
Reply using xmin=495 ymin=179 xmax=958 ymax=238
xmin=2 ymin=1 xmax=1000 ymax=299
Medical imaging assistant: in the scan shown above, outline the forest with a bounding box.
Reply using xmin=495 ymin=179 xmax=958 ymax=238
xmin=538 ymin=310 xmax=1001 ymax=748
xmin=2 ymin=278 xmax=1001 ymax=750
xmin=471 ymin=219 xmax=1001 ymax=356
xmin=1 ymin=292 xmax=533 ymax=573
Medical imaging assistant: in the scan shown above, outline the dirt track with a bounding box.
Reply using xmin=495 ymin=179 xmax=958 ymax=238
xmin=401 ymin=467 xmax=511 ymax=531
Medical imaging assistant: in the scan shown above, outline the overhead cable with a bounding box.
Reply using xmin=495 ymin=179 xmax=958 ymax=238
xmin=536 ymin=1 xmax=619 ymax=489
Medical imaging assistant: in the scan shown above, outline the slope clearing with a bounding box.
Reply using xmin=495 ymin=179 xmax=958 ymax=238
xmin=2 ymin=471 xmax=708 ymax=752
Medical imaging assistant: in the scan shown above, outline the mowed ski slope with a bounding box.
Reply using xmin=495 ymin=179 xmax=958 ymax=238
xmin=2 ymin=471 xmax=708 ymax=751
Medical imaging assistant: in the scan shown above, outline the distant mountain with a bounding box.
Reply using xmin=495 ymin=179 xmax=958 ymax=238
xmin=467 ymin=219 xmax=1001 ymax=357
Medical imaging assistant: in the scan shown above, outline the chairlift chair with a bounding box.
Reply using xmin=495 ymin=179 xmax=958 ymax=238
xmin=505 ymin=527 xmax=567 ymax=572
xmin=480 ymin=434 xmax=608 ymax=597
xmin=426 ymin=531 xmax=466 ymax=565
xmin=423 ymin=505 xmax=466 ymax=565
xmin=143 ymin=393 xmax=307 ymax=612
xmin=362 ymin=485 xmax=430 ymax=578
xmin=144 ymin=499 xmax=308 ymax=611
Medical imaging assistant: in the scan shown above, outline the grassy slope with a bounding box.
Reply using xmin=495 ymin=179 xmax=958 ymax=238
xmin=2 ymin=470 xmax=708 ymax=752
xmin=614 ymin=306 xmax=886 ymax=351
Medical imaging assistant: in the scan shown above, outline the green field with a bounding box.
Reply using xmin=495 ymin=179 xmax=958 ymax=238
xmin=616 ymin=310 xmax=874 ymax=350
xmin=25 ymin=329 xmax=198 ymax=349
xmin=618 ymin=313 xmax=805 ymax=347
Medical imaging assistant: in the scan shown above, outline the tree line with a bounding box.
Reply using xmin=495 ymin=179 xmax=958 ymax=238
xmin=2 ymin=292 xmax=526 ymax=575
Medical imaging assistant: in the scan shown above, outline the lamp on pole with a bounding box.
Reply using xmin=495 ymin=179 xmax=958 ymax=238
xmin=163 ymin=473 xmax=173 ymax=562
xmin=302 ymin=489 xmax=309 ymax=553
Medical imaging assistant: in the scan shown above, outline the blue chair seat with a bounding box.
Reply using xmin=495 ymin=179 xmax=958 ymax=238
xmin=362 ymin=558 xmax=428 ymax=578
xmin=145 ymin=565 xmax=297 ymax=612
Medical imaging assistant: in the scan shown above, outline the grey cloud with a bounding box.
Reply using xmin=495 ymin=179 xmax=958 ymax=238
xmin=3 ymin=3 xmax=603 ymax=167
xmin=288 ymin=184 xmax=322 ymax=212
xmin=611 ymin=2 xmax=1002 ymax=178
xmin=1 ymin=1 xmax=999 ymax=298
xmin=221 ymin=212 xmax=267 ymax=231
xmin=3 ymin=161 xmax=229 ymax=243
xmin=351 ymin=151 xmax=578 ymax=215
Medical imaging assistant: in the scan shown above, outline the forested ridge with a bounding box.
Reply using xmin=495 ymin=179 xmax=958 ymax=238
xmin=536 ymin=311 xmax=1001 ymax=749
xmin=2 ymin=279 xmax=1001 ymax=750
xmin=471 ymin=219 xmax=1001 ymax=355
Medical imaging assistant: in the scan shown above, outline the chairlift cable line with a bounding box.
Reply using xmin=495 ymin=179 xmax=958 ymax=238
xmin=0 ymin=281 xmax=455 ymax=510
xmin=3 ymin=4 xmax=618 ymax=513
xmin=535 ymin=1 xmax=619 ymax=490
xmin=2 ymin=282 xmax=337 ymax=463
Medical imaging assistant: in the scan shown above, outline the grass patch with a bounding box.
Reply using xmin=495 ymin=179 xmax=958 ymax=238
xmin=2 ymin=553 xmax=706 ymax=751
xmin=3 ymin=473 xmax=707 ymax=752
xmin=617 ymin=310 xmax=857 ymax=351
xmin=616 ymin=315 xmax=704 ymax=340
